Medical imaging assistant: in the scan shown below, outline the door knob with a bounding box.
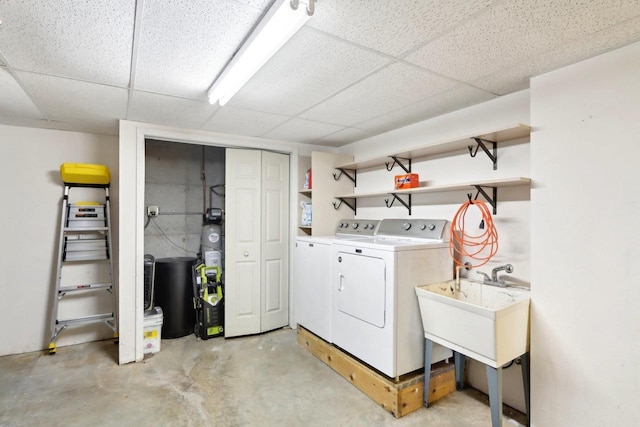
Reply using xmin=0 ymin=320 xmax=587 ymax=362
xmin=243 ymin=251 xmax=249 ymax=257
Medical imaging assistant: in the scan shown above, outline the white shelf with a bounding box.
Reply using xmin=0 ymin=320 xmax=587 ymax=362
xmin=335 ymin=124 xmax=530 ymax=171
xmin=335 ymin=177 xmax=531 ymax=199
xmin=299 ymin=189 xmax=312 ymax=197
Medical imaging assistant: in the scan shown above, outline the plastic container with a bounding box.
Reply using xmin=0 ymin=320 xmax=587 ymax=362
xmin=143 ymin=307 xmax=163 ymax=354
xmin=60 ymin=163 xmax=111 ymax=186
xmin=300 ymin=202 xmax=312 ymax=226
xmin=154 ymin=257 xmax=197 ymax=338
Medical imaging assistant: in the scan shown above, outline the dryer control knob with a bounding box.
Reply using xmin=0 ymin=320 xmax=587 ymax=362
xmin=428 ymin=223 xmax=436 ymax=231
xmin=352 ymin=223 xmax=359 ymax=229
xmin=403 ymin=222 xmax=411 ymax=230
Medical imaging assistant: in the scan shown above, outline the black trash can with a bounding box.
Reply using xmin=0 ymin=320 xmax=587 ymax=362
xmin=154 ymin=257 xmax=196 ymax=338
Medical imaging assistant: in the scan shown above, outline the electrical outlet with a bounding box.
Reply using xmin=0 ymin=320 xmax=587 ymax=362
xmin=147 ymin=206 xmax=159 ymax=217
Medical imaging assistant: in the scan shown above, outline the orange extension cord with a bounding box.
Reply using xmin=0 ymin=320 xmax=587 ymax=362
xmin=449 ymin=199 xmax=498 ymax=268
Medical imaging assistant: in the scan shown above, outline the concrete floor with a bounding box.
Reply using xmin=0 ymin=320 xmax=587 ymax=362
xmin=0 ymin=328 xmax=526 ymax=426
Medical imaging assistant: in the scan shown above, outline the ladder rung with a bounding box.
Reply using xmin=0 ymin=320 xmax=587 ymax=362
xmin=65 ymin=238 xmax=106 ymax=246
xmin=63 ymin=252 xmax=109 ymax=262
xmin=57 ymin=313 xmax=114 ymax=327
xmin=59 ymin=283 xmax=112 ymax=293
xmin=64 ymin=227 xmax=108 ymax=232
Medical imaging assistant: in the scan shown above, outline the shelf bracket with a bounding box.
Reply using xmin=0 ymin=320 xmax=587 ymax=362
xmin=333 ymin=168 xmax=357 ymax=186
xmin=468 ymin=138 xmax=498 ymax=170
xmin=384 ymin=193 xmax=412 ymax=215
xmin=468 ymin=185 xmax=497 ymax=215
xmin=332 ymin=198 xmax=356 ymax=214
xmin=385 ymin=156 xmax=411 ymax=173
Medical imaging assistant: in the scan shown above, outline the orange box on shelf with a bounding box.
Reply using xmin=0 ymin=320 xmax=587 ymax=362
xmin=395 ymin=174 xmax=419 ymax=189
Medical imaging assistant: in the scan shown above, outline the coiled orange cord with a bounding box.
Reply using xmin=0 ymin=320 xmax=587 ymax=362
xmin=449 ymin=199 xmax=498 ymax=268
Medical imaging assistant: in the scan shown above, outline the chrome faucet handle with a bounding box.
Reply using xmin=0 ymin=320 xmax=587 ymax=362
xmin=476 ymin=271 xmax=491 ymax=282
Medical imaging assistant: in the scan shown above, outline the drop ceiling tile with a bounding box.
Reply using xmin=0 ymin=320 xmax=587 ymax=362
xmin=135 ymin=0 xmax=263 ymax=99
xmin=15 ymin=72 xmax=127 ymax=132
xmin=0 ymin=68 xmax=46 ymax=120
xmin=234 ymin=0 xmax=272 ymax=9
xmin=49 ymin=121 xmax=120 ymax=136
xmin=311 ymin=127 xmax=375 ymax=147
xmin=473 ymin=15 xmax=640 ymax=95
xmin=308 ymin=0 xmax=495 ymax=57
xmin=228 ymin=28 xmax=391 ymax=115
xmin=300 ymin=62 xmax=458 ymax=126
xmin=405 ymin=0 xmax=640 ymax=83
xmin=128 ymin=91 xmax=217 ymax=129
xmin=202 ymin=106 xmax=289 ymax=137
xmin=0 ymin=1 xmax=134 ymax=86
xmin=263 ymin=118 xmax=345 ymax=143
xmin=355 ymin=85 xmax=497 ymax=134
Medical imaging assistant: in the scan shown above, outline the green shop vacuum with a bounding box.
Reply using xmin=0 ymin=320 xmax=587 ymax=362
xmin=193 ymin=263 xmax=224 ymax=339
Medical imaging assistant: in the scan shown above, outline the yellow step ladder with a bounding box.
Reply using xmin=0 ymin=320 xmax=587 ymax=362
xmin=49 ymin=164 xmax=117 ymax=354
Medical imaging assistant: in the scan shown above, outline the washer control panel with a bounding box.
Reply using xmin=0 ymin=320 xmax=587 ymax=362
xmin=335 ymin=219 xmax=380 ymax=236
xmin=376 ymin=219 xmax=450 ymax=241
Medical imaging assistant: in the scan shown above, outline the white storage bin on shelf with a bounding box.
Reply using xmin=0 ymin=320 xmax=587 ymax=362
xmin=143 ymin=307 xmax=163 ymax=355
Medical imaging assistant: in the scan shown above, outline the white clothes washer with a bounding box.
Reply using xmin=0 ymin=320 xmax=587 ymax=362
xmin=331 ymin=219 xmax=453 ymax=378
xmin=294 ymin=219 xmax=379 ymax=342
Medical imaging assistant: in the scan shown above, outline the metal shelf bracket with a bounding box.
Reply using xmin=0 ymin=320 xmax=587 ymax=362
xmin=333 ymin=168 xmax=357 ymax=186
xmin=333 ymin=198 xmax=356 ymax=214
xmin=385 ymin=156 xmax=411 ymax=173
xmin=384 ymin=193 xmax=412 ymax=215
xmin=468 ymin=138 xmax=498 ymax=170
xmin=468 ymin=185 xmax=498 ymax=215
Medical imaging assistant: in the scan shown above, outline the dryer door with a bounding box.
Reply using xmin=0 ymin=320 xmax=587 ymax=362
xmin=335 ymin=251 xmax=386 ymax=328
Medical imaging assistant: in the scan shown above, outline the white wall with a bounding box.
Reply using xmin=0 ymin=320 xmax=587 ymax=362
xmin=530 ymin=42 xmax=640 ymax=425
xmin=338 ymin=91 xmax=531 ymax=412
xmin=0 ymin=125 xmax=118 ymax=356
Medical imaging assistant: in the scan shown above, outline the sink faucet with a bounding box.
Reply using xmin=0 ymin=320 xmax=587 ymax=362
xmin=476 ymin=264 xmax=514 ymax=287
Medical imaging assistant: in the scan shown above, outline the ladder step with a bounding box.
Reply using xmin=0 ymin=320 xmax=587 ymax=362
xmin=64 ymin=227 xmax=109 ymax=232
xmin=57 ymin=313 xmax=115 ymax=328
xmin=59 ymin=282 xmax=113 ymax=293
xmin=63 ymin=252 xmax=109 ymax=262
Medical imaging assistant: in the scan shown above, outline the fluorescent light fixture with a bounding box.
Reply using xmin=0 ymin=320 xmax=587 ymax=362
xmin=208 ymin=0 xmax=315 ymax=106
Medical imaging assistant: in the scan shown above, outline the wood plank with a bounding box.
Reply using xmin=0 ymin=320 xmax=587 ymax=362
xmin=335 ymin=124 xmax=530 ymax=170
xmin=297 ymin=326 xmax=456 ymax=418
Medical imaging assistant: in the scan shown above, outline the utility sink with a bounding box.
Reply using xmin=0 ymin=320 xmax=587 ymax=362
xmin=415 ymin=279 xmax=530 ymax=368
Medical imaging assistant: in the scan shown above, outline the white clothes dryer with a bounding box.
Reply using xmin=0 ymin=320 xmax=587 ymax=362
xmin=331 ymin=219 xmax=453 ymax=378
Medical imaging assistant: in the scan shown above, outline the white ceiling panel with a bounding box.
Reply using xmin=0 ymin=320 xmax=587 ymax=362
xmin=228 ymin=28 xmax=391 ymax=116
xmin=474 ymin=14 xmax=640 ymax=95
xmin=50 ymin=121 xmax=120 ymax=137
xmin=0 ymin=68 xmax=46 ymax=120
xmin=203 ymin=105 xmax=290 ymax=137
xmin=128 ymin=91 xmax=217 ymax=130
xmin=311 ymin=127 xmax=375 ymax=148
xmin=16 ymin=72 xmax=127 ymax=130
xmin=405 ymin=0 xmax=640 ymax=84
xmin=300 ymin=62 xmax=458 ymax=126
xmin=0 ymin=1 xmax=134 ymax=86
xmin=233 ymin=0 xmax=272 ymax=9
xmin=355 ymin=85 xmax=497 ymax=134
xmin=134 ymin=0 xmax=263 ymax=99
xmin=308 ymin=0 xmax=496 ymax=57
xmin=263 ymin=117 xmax=345 ymax=144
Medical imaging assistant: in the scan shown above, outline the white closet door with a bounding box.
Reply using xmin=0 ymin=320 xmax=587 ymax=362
xmin=225 ymin=149 xmax=290 ymax=337
xmin=225 ymin=149 xmax=262 ymax=337
xmin=260 ymin=151 xmax=289 ymax=332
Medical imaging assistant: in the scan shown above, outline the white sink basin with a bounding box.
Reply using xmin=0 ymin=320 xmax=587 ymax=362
xmin=415 ymin=279 xmax=530 ymax=367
